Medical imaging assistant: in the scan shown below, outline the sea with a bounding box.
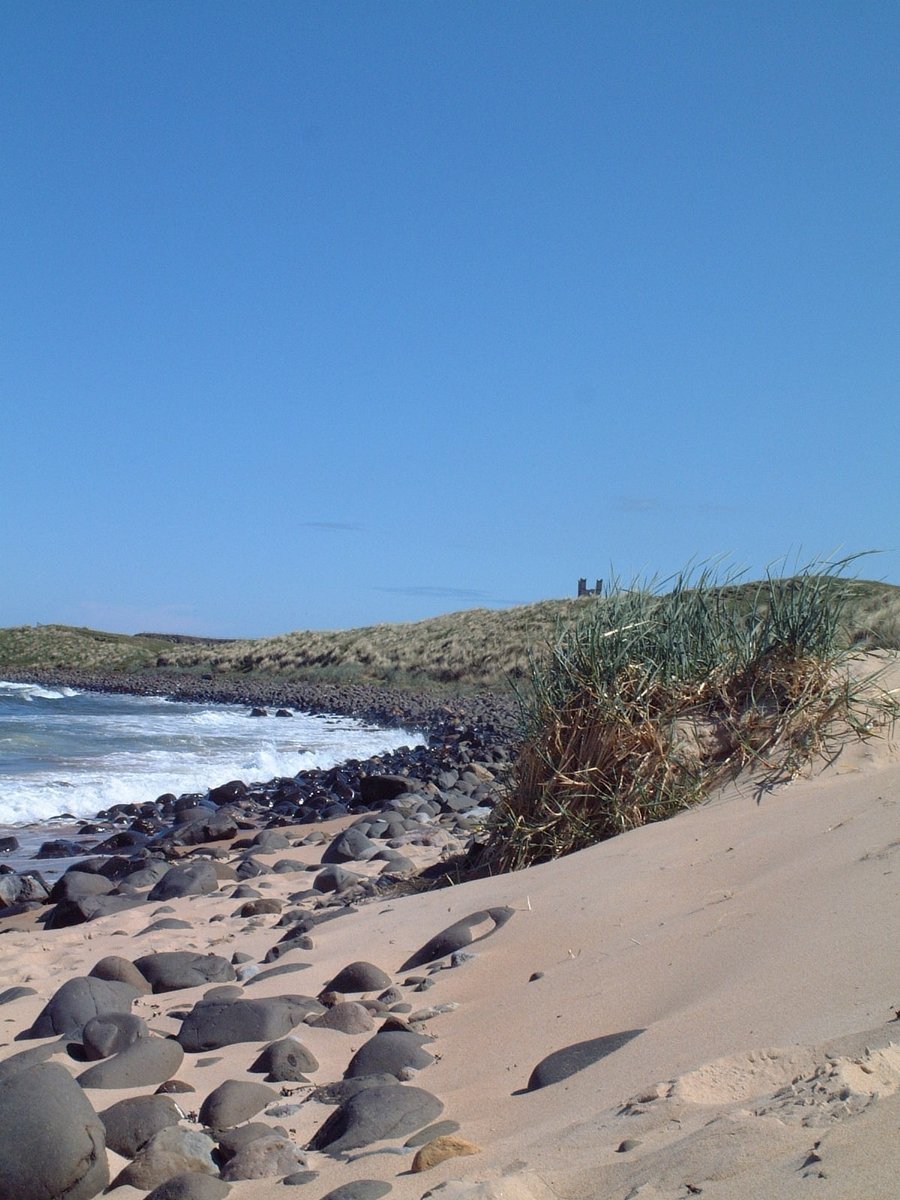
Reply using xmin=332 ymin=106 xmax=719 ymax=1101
xmin=0 ymin=679 xmax=420 ymax=874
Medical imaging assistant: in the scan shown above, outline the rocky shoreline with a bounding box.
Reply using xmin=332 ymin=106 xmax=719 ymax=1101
xmin=0 ymin=669 xmax=521 ymax=918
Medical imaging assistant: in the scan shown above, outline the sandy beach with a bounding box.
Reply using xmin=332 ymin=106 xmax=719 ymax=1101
xmin=1 ymin=661 xmax=898 ymax=1200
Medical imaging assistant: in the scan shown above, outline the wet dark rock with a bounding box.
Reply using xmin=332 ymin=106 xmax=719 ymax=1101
xmin=34 ymin=838 xmax=86 ymax=859
xmin=0 ymin=835 xmax=19 ymax=854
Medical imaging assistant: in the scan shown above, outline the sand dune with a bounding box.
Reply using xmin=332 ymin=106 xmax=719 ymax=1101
xmin=1 ymin=701 xmax=897 ymax=1200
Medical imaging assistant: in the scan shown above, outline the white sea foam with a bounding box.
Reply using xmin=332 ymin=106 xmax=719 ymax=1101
xmin=0 ymin=683 xmax=421 ymax=826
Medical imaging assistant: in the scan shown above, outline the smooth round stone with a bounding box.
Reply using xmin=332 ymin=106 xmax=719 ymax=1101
xmin=78 ymin=1034 xmax=185 ymax=1089
xmin=134 ymin=951 xmax=236 ymax=994
xmin=145 ymin=1175 xmax=231 ymax=1200
xmin=110 ymin=1127 xmax=217 ymax=1191
xmin=344 ymin=1031 xmax=434 ymax=1080
xmin=308 ymin=1084 xmax=444 ymax=1155
xmin=199 ymin=1080 xmax=278 ymax=1132
xmin=325 ymin=962 xmax=392 ymax=993
xmin=88 ymin=956 xmax=151 ymax=992
xmin=0 ymin=1062 xmax=109 ymax=1200
xmin=251 ymin=1037 xmax=319 ymax=1081
xmin=99 ymin=1094 xmax=183 ymax=1158
xmin=81 ymin=1012 xmax=149 ymax=1060
xmin=29 ymin=977 xmax=140 ymax=1039
xmin=319 ymin=1183 xmax=392 ymax=1200
xmin=310 ymin=1002 xmax=374 ymax=1035
xmin=219 ymin=1135 xmax=307 ymax=1181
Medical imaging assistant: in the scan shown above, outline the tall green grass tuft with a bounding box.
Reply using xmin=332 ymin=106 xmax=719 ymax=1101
xmin=483 ymin=561 xmax=898 ymax=872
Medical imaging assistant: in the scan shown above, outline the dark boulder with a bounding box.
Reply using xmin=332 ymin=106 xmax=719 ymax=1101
xmin=27 ymin=976 xmax=140 ymax=1039
xmin=0 ymin=1062 xmax=109 ymax=1200
xmin=307 ymin=1084 xmax=443 ymax=1155
xmin=134 ymin=951 xmax=237 ymax=994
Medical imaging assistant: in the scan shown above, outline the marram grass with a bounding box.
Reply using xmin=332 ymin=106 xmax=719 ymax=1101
xmin=482 ymin=563 xmax=899 ymax=872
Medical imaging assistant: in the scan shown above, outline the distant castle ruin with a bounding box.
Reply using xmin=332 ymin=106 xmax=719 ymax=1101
xmin=577 ymin=578 xmax=603 ymax=597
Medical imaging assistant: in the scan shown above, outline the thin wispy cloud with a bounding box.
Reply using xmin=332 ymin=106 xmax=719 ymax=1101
xmin=299 ymin=522 xmax=364 ymax=532
xmin=373 ymin=585 xmax=493 ymax=601
xmin=615 ymin=497 xmax=738 ymax=515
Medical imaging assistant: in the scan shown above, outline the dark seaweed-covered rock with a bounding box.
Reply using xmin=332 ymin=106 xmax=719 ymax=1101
xmin=525 ymin=1030 xmax=645 ymax=1091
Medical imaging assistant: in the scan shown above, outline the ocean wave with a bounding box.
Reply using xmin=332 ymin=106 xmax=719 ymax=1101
xmin=0 ymin=681 xmax=81 ymax=702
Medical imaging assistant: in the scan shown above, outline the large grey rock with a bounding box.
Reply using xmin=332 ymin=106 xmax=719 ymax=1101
xmin=78 ymin=1034 xmax=185 ymax=1089
xmin=148 ymin=862 xmax=219 ymax=901
xmin=313 ymin=865 xmax=363 ymax=893
xmin=310 ymin=1002 xmax=374 ymax=1035
xmin=176 ymin=811 xmax=238 ymax=845
xmin=111 ymin=1127 xmax=217 ymax=1191
xmin=88 ymin=955 xmax=151 ymax=992
xmin=308 ymin=1084 xmax=444 ymax=1154
xmin=319 ymin=1184 xmax=391 ymax=1200
xmin=326 ymin=962 xmax=392 ymax=993
xmin=525 ymin=1030 xmax=644 ymax=1091
xmin=399 ymin=908 xmax=515 ymax=971
xmin=215 ymin=1122 xmax=288 ymax=1161
xmin=44 ymin=893 xmax=144 ymax=928
xmin=321 ymin=828 xmax=378 ymax=864
xmin=219 ymin=1134 xmax=307 ymax=1181
xmin=81 ymin=1012 xmax=149 ymax=1060
xmin=344 ymin=1031 xmax=434 ymax=1080
xmin=28 ymin=976 xmax=140 ymax=1039
xmin=198 ymin=1079 xmax=277 ymax=1132
xmin=145 ymin=1175 xmax=231 ymax=1200
xmin=99 ymin=1094 xmax=183 ymax=1158
xmin=177 ymin=998 xmax=302 ymax=1052
xmin=251 ymin=1036 xmax=319 ymax=1081
xmin=49 ymin=871 xmax=115 ymax=903
xmin=0 ymin=1062 xmax=109 ymax=1200
xmin=0 ymin=1043 xmax=57 ymax=1082
xmin=134 ymin=952 xmax=237 ymax=994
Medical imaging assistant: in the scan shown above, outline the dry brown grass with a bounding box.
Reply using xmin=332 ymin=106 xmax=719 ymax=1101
xmin=481 ymin=568 xmax=900 ymax=872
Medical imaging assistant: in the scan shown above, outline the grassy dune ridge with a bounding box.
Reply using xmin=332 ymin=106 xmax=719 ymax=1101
xmin=1 ymin=576 xmax=899 ymax=691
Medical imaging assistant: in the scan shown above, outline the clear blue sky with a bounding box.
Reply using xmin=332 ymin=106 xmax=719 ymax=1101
xmin=2 ymin=1 xmax=897 ymax=637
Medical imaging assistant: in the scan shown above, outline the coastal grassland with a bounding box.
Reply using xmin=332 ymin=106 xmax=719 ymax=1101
xmin=481 ymin=566 xmax=900 ymax=872
xmin=0 ymin=624 xmax=171 ymax=672
xmin=1 ymin=576 xmax=899 ymax=691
